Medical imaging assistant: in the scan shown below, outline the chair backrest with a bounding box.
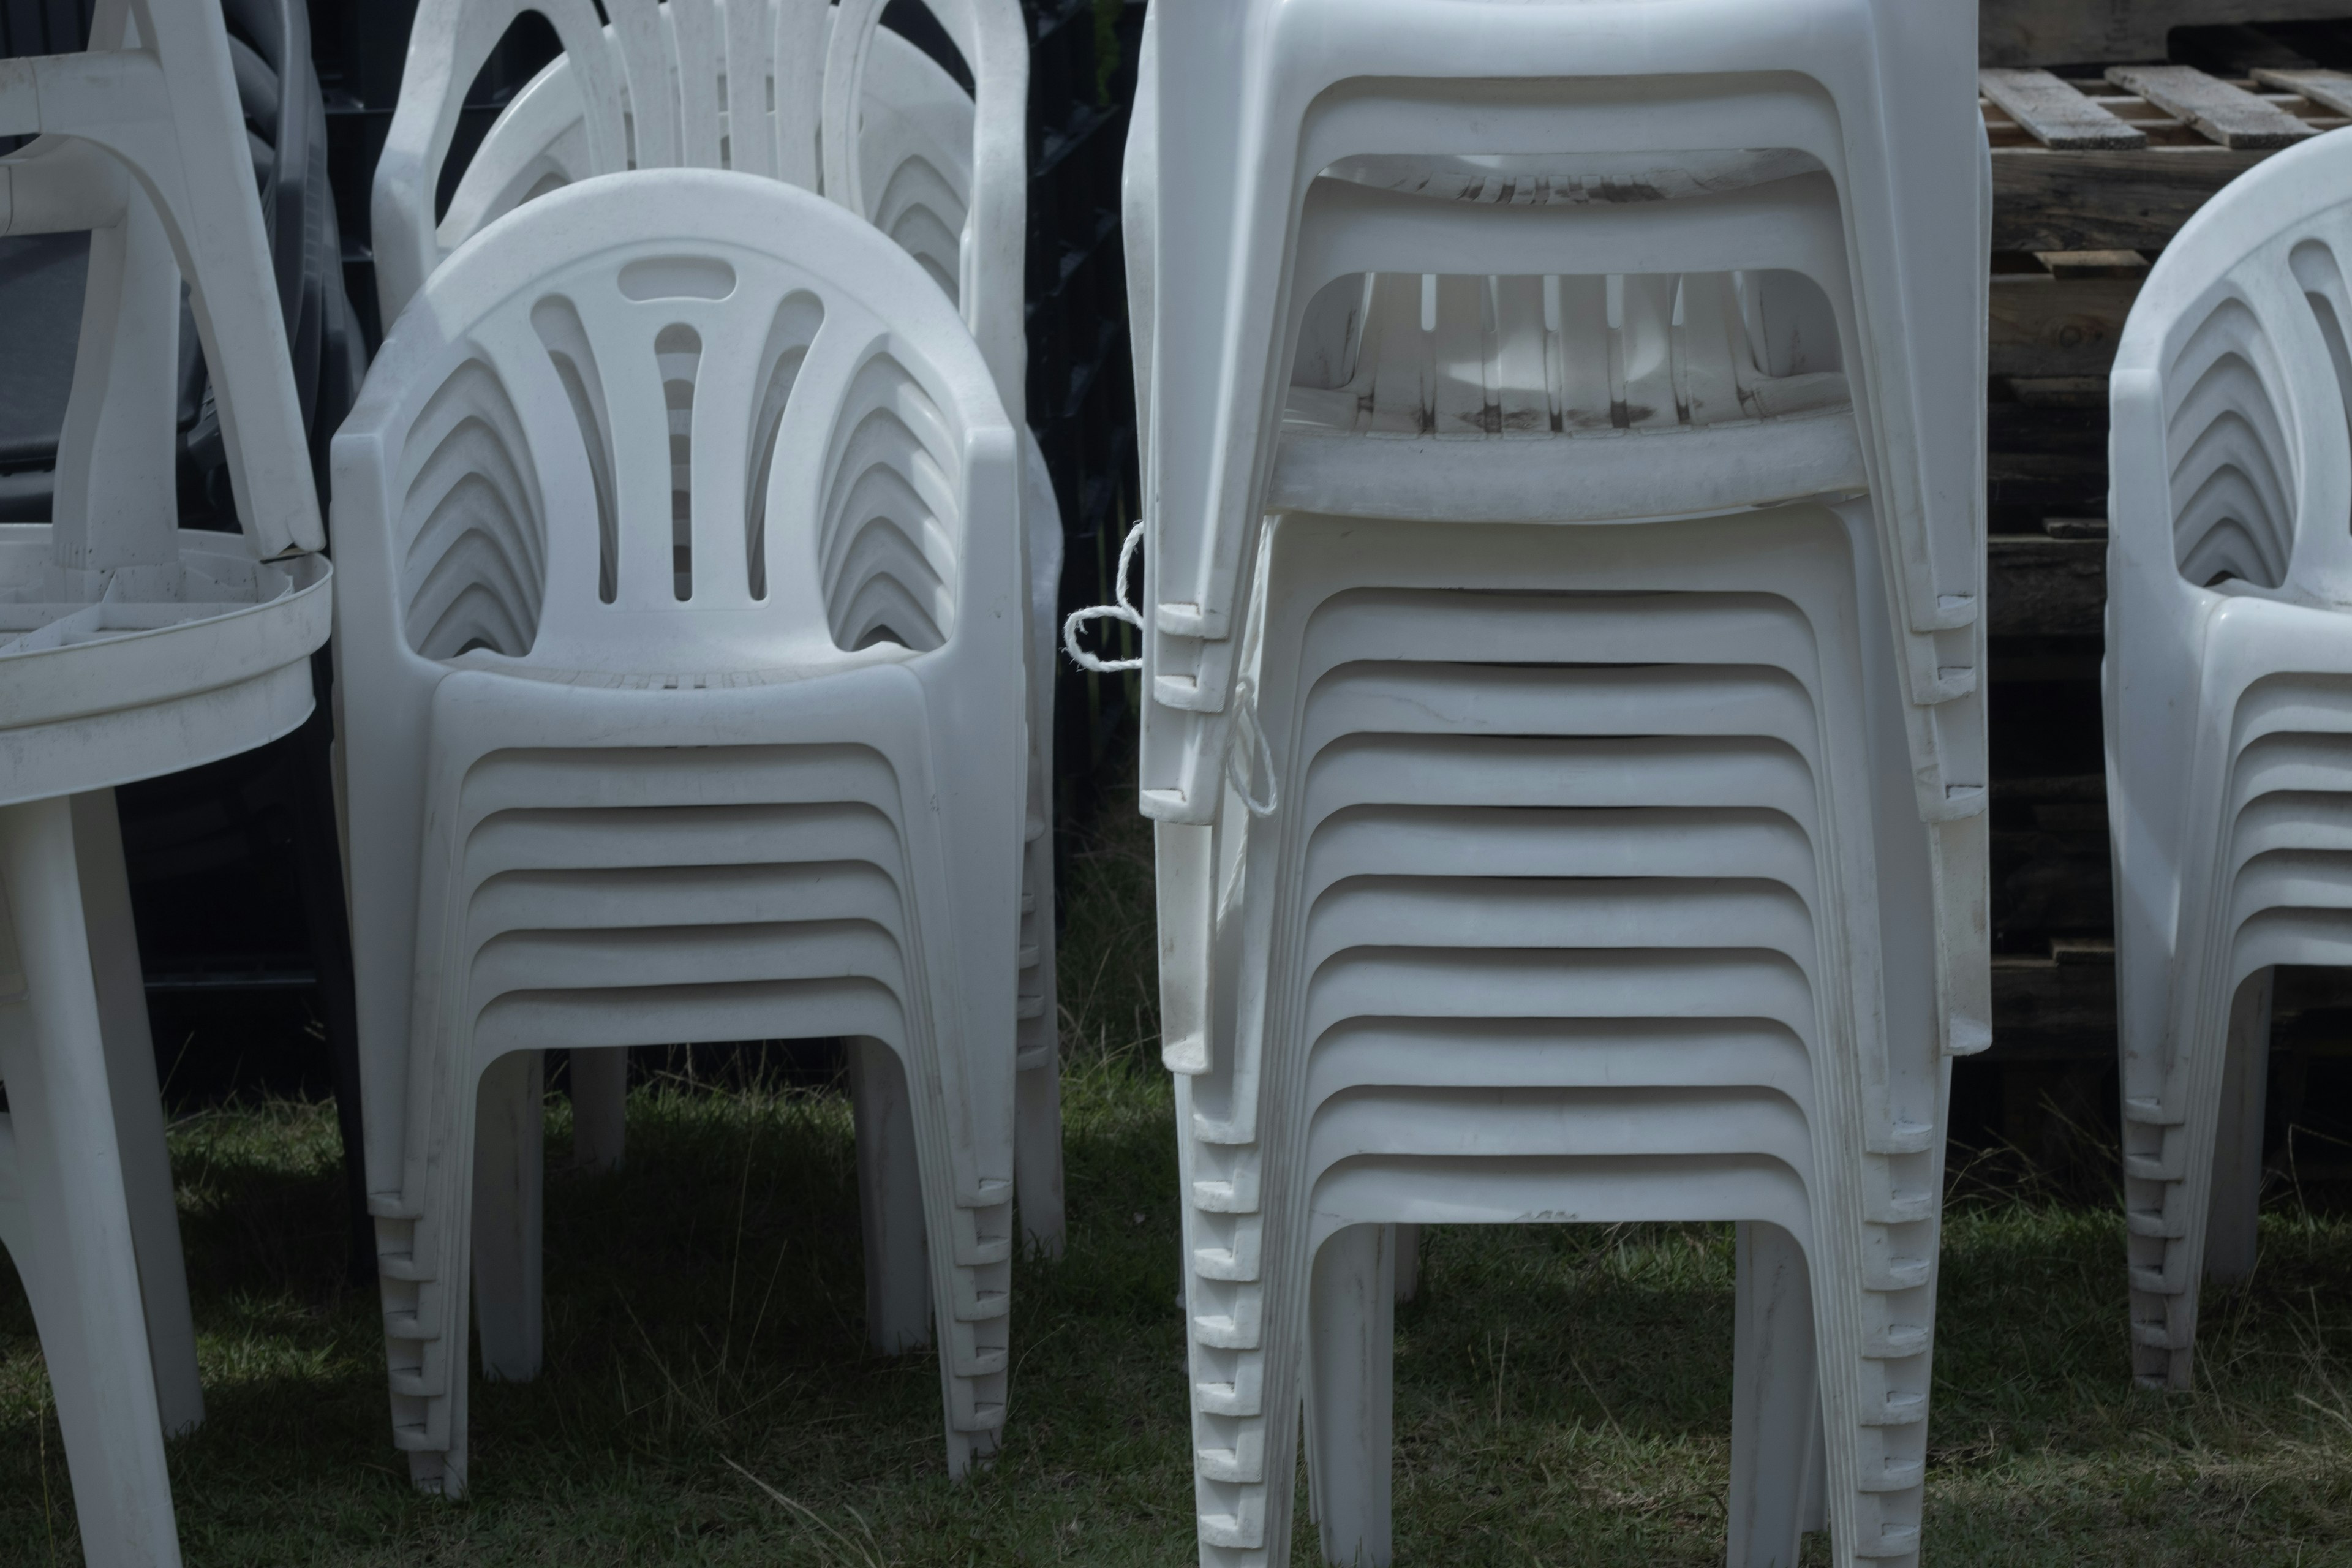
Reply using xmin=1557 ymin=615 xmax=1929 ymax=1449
xmin=2111 ymin=127 xmax=2352 ymax=605
xmin=821 ymin=0 xmax=1023 ymax=422
xmin=0 ymin=0 xmax=321 ymax=562
xmin=374 ymin=0 xmax=1026 ymax=422
xmin=334 ymin=168 xmax=1018 ymax=682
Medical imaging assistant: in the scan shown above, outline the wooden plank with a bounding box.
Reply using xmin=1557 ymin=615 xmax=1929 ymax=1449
xmin=2253 ymin=65 xmax=2352 ymax=117
xmin=1989 ymin=398 xmax=2107 ymax=522
xmin=1975 ymin=69 xmax=2145 ymax=148
xmin=1989 ymin=534 xmax=2106 ymax=637
xmin=1993 ymin=145 xmax=2267 ymax=252
xmin=1981 ymin=67 xmax=2149 ymax=148
xmin=2043 ymin=515 xmax=2107 ymax=540
xmin=2105 ymin=64 xmax=2316 ymax=149
xmin=1991 ymin=273 xmax=2143 ymax=378
xmin=1981 ymin=0 xmax=2350 ymax=68
xmin=2036 ymin=250 xmax=2148 ymax=280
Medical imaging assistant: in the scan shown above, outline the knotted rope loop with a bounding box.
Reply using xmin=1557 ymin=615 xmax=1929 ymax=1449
xmin=1061 ymin=519 xmax=1147 ymax=673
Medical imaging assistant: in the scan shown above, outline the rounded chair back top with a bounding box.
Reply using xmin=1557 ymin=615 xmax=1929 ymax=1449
xmin=335 ymin=168 xmax=1018 ymax=682
xmin=374 ymin=0 xmax=1027 ymax=423
xmin=2111 ymin=127 xmax=2352 ymax=608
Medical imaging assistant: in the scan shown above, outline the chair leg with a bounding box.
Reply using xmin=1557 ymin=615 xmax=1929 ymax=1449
xmin=2133 ymin=961 xmax=2258 ymax=1390
xmin=0 ymin=796 xmax=183 ymax=1567
xmin=2204 ymin=968 xmax=2272 ymax=1284
xmin=1014 ymin=819 xmax=1066 ymax=1258
xmin=1728 ymin=1220 xmax=1820 ymax=1568
xmin=1391 ymin=1223 xmax=1420 ymax=1303
xmin=70 ymin=790 xmax=205 ymax=1439
xmin=1800 ymin=1416 xmax=1826 ymax=1536
xmin=569 ymin=1046 xmax=629 ymax=1172
xmin=470 ymin=1049 xmax=544 ymax=1382
xmin=284 ymin=677 xmax=375 ymax=1286
xmin=1015 ymin=1054 xmax=1065 ymax=1257
xmin=1306 ymin=1223 xmax=1395 ymax=1568
xmin=850 ymin=1035 xmax=931 ymax=1353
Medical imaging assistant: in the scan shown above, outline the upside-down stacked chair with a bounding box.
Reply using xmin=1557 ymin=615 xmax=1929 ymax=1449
xmin=0 ymin=0 xmax=332 ymax=1561
xmin=2106 ymin=127 xmax=2352 ymax=1392
xmin=357 ymin=4 xmax=1062 ymax=1431
xmin=338 ymin=116 xmax=1031 ymax=1494
xmin=1 ymin=0 xmax=377 ymax=1278
xmin=2 ymin=0 xmax=362 ymax=513
xmin=1118 ymin=2 xmax=1989 ymax=1564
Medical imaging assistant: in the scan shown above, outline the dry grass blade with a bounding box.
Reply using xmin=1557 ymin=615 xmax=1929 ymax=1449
xmin=722 ymin=1455 xmax=889 ymax=1568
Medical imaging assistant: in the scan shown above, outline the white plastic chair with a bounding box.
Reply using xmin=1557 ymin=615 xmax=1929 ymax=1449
xmin=371 ymin=0 xmax=1064 ymax=1250
xmin=1127 ymin=0 xmax=1983 ymax=832
xmin=0 ymin=0 xmax=331 ymax=1561
xmin=2105 ymin=126 xmax=2352 ymax=1392
xmin=333 ymin=168 xmax=1026 ymax=1494
xmin=1115 ymin=4 xmax=1988 ymax=1564
xmin=1167 ymin=504 xmax=1957 ymax=1568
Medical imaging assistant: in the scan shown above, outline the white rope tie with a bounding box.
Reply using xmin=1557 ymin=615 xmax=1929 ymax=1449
xmin=1061 ymin=519 xmax=1146 ymax=673
xmin=1063 ymin=519 xmax=1277 ymax=818
xmin=1226 ymin=677 xmax=1278 ymax=818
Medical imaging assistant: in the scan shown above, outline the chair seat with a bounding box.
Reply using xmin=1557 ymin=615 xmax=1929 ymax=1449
xmin=0 ymin=532 xmax=327 ymax=805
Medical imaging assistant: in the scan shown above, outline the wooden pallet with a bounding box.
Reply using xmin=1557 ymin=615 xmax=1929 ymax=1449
xmin=1984 ymin=0 xmax=2352 ymax=69
xmin=1986 ymin=62 xmax=2346 ymax=251
xmin=1966 ymin=17 xmax=2352 ymax=1161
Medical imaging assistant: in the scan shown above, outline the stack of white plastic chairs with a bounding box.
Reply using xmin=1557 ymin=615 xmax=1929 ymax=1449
xmin=0 ymin=0 xmax=331 ymax=1561
xmin=2105 ymin=127 xmax=2352 ymax=1393
xmin=370 ymin=0 xmax=1064 ymax=1254
xmin=339 ymin=0 xmax=1042 ymax=1498
xmin=1117 ymin=2 xmax=1989 ymax=1564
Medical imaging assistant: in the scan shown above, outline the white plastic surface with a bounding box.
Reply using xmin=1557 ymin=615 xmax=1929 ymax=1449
xmin=0 ymin=3 xmax=336 ymax=1561
xmin=372 ymin=0 xmax=1064 ymax=1251
xmin=1125 ymin=0 xmax=1984 ymax=829
xmin=2103 ymin=126 xmax=2352 ymax=1391
xmin=332 ymin=170 xmax=1027 ymax=1493
xmin=1119 ymin=6 xmax=1989 ymax=1564
xmin=0 ymin=0 xmax=332 ymax=804
xmin=1164 ymin=508 xmax=1958 ymax=1568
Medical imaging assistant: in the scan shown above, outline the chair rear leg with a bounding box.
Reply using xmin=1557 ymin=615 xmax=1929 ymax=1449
xmin=569 ymin=1046 xmax=630 ymax=1172
xmin=1306 ymin=1222 xmax=1395 ymax=1568
xmin=2204 ymin=968 xmax=2273 ymax=1284
xmin=1391 ymin=1223 xmax=1420 ymax=1303
xmin=0 ymin=796 xmax=183 ymax=1567
xmin=470 ymin=1049 xmax=545 ymax=1382
xmin=851 ymin=1034 xmax=932 ymax=1352
xmin=1014 ymin=829 xmax=1066 ymax=1257
xmin=1728 ymin=1220 xmax=1821 ymax=1568
xmin=1014 ymin=1054 xmax=1065 ymax=1256
xmin=70 ymin=790 xmax=204 ymax=1438
xmin=285 ymin=671 xmax=374 ymax=1286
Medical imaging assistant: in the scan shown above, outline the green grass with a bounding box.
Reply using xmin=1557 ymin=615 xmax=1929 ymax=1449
xmin=2 ymin=801 xmax=2350 ymax=1564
